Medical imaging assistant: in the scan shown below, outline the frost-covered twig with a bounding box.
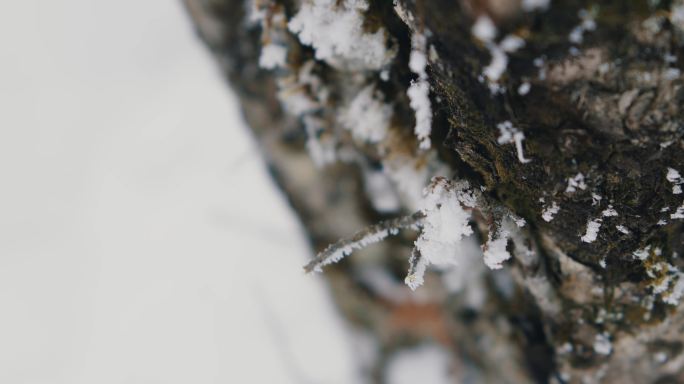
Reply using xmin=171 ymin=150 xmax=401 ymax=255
xmin=303 ymin=211 xmax=425 ymax=273
xmin=404 ymin=247 xmax=427 ymax=291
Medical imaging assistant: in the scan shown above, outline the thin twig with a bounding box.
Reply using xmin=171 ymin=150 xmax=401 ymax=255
xmin=303 ymin=211 xmax=425 ymax=273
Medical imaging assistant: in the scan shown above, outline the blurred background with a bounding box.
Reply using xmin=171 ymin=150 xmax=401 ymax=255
xmin=0 ymin=1 xmax=365 ymax=382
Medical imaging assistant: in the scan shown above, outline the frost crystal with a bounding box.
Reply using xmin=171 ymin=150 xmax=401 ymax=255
xmin=496 ymin=121 xmax=532 ymax=163
xmin=542 ymin=201 xmax=560 ymax=222
xmin=483 ymin=226 xmax=511 ymax=270
xmin=517 ymin=82 xmax=531 ymax=95
xmin=259 ymin=43 xmax=288 ymax=69
xmin=407 ymin=32 xmax=432 ymax=150
xmin=406 ymin=178 xmax=474 ymax=290
xmin=672 ymin=202 xmax=684 ymax=220
xmin=593 ymin=333 xmax=612 ymax=355
xmin=471 ymin=16 xmax=497 ymax=42
xmin=580 ymin=219 xmax=601 ymax=243
xmin=565 ymin=173 xmax=587 ymax=193
xmin=472 ymin=16 xmax=525 ymax=91
xmin=601 ymin=206 xmax=618 ymax=217
xmin=568 ymin=9 xmax=597 ymax=45
xmin=616 ymin=225 xmax=630 ymax=234
xmin=408 ymin=80 xmax=432 ymax=150
xmin=633 ymin=246 xmax=651 ymax=261
xmin=339 ymin=85 xmax=391 ymax=143
xmin=288 ymin=0 xmax=394 ymax=71
xmin=667 ymin=167 xmax=683 ymax=195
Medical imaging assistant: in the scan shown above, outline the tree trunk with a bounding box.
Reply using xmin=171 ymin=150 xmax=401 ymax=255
xmin=183 ymin=0 xmax=684 ymax=382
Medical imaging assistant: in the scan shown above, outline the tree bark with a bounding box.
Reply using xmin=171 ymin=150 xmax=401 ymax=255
xmin=184 ymin=0 xmax=684 ymax=382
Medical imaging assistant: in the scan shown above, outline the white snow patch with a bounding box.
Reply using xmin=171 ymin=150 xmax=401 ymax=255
xmin=408 ymin=80 xmax=432 ymax=150
xmin=471 ymin=15 xmax=497 ymax=42
xmin=483 ymin=227 xmax=511 ymax=270
xmin=542 ymin=201 xmax=560 ymax=222
xmin=339 ymin=85 xmax=392 ymax=143
xmin=518 ymin=82 xmax=531 ymax=95
xmin=671 ymin=203 xmax=684 ymax=219
xmin=667 ymin=167 xmax=683 ymax=195
xmin=601 ymin=206 xmax=618 ymax=217
xmin=593 ymin=333 xmax=612 ymax=355
xmin=633 ymin=246 xmax=651 ymax=261
xmin=288 ymin=0 xmax=394 ymax=70
xmin=581 ymin=219 xmax=601 ymax=243
xmin=414 ymin=183 xmax=473 ymax=265
xmin=259 ymin=43 xmax=288 ymax=69
xmin=565 ymin=173 xmax=587 ymax=193
xmin=407 ymin=32 xmax=432 ymax=150
xmin=500 ymin=35 xmax=526 ymax=52
xmin=472 ymin=17 xmax=525 ymax=89
xmin=616 ymin=225 xmax=630 ymax=234
xmin=496 ymin=121 xmax=532 ymax=163
xmin=568 ymin=9 xmax=597 ymax=45
xmin=664 ymin=273 xmax=684 ymax=305
xmin=406 ymin=179 xmax=475 ymax=289
xmin=484 ymin=45 xmax=508 ymax=82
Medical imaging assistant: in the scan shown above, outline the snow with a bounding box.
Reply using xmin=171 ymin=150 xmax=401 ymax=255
xmin=667 ymin=167 xmax=683 ymax=195
xmin=568 ymin=9 xmax=597 ymax=45
xmin=407 ymin=32 xmax=432 ymax=150
xmin=518 ymin=82 xmax=531 ymax=95
xmin=483 ymin=227 xmax=511 ymax=270
xmin=672 ymin=202 xmax=684 ymax=219
xmin=0 ymin=2 xmax=361 ymax=383
xmin=408 ymin=79 xmax=433 ymax=150
xmin=414 ymin=184 xmax=473 ymax=264
xmin=663 ymin=273 xmax=684 ymax=305
xmin=496 ymin=121 xmax=532 ymax=163
xmin=259 ymin=43 xmax=288 ymax=69
xmin=407 ymin=179 xmax=474 ymax=289
xmin=602 ymin=206 xmax=618 ymax=217
xmin=522 ymin=0 xmax=551 ymax=12
xmin=633 ymin=246 xmax=652 ymax=261
xmin=616 ymin=225 xmax=630 ymax=234
xmin=339 ymin=85 xmax=392 ymax=143
xmin=472 ymin=16 xmax=497 ymax=42
xmin=472 ymin=17 xmax=526 ymax=89
xmin=500 ymin=35 xmax=526 ymax=52
xmin=288 ymin=0 xmax=394 ymax=71
xmin=385 ymin=344 xmax=454 ymax=384
xmin=542 ymin=201 xmax=560 ymax=222
xmin=565 ymin=173 xmax=587 ymax=193
xmin=593 ymin=333 xmax=612 ymax=355
xmin=484 ymin=45 xmax=509 ymax=83
xmin=581 ymin=219 xmax=602 ymax=243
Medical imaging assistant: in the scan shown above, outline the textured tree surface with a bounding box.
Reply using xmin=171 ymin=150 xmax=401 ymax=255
xmin=184 ymin=0 xmax=684 ymax=382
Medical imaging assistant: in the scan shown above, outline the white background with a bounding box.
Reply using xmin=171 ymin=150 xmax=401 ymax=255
xmin=0 ymin=1 xmax=360 ymax=382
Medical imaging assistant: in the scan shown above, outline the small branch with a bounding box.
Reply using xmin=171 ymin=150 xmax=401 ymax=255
xmin=404 ymin=247 xmax=427 ymax=291
xmin=303 ymin=211 xmax=425 ymax=273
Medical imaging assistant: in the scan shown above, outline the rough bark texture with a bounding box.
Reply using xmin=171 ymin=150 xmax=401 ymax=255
xmin=184 ymin=0 xmax=684 ymax=382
